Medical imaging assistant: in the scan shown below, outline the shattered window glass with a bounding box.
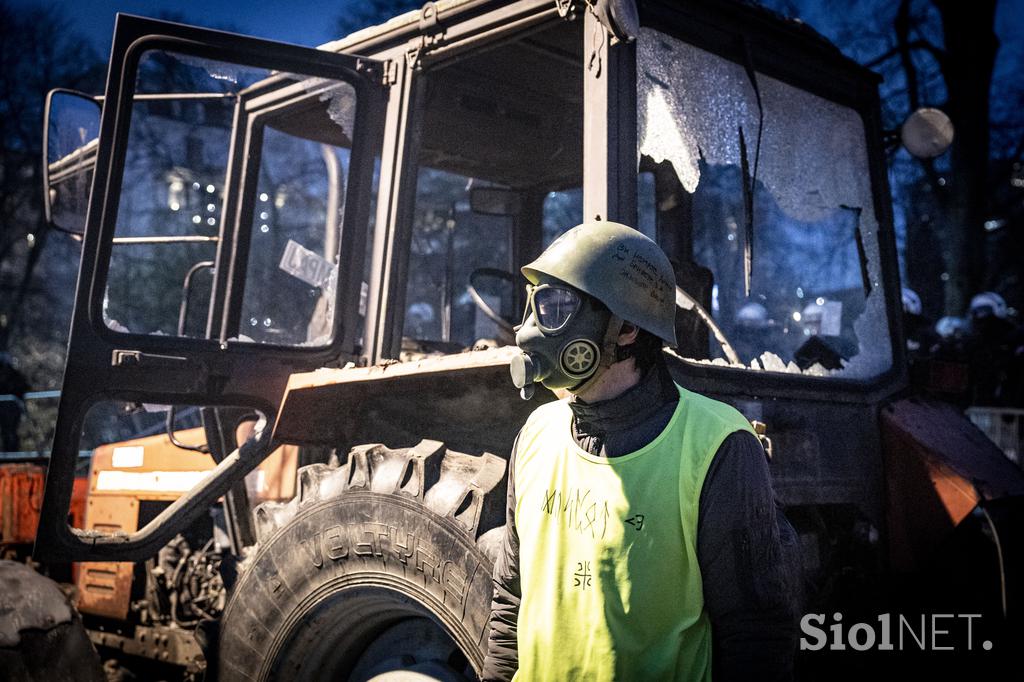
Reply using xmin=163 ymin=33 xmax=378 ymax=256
xmin=637 ymin=28 xmax=892 ymax=379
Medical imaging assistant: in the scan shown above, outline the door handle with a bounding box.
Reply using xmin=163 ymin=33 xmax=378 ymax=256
xmin=111 ymin=350 xmax=190 ymax=368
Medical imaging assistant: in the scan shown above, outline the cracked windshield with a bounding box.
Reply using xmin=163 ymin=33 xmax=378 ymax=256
xmin=637 ymin=28 xmax=892 ymax=379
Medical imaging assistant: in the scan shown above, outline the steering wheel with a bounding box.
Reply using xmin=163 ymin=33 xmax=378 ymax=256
xmin=675 ymin=286 xmax=741 ymax=365
xmin=467 ymin=267 xmax=517 ymax=336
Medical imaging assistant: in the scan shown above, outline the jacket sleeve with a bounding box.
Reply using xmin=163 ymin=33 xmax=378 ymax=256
xmin=481 ymin=436 xmax=521 ymax=682
xmin=697 ymin=430 xmax=800 ymax=682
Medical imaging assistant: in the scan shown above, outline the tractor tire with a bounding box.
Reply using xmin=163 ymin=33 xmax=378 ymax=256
xmin=0 ymin=561 xmax=104 ymax=682
xmin=217 ymin=440 xmax=507 ymax=682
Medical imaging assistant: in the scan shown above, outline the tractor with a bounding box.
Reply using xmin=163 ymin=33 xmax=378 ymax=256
xmin=18 ymin=0 xmax=1023 ymax=679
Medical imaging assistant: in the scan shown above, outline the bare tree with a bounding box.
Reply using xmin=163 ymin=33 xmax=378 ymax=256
xmin=0 ymin=1 xmax=102 ymax=351
xmin=765 ymin=0 xmax=1014 ymax=317
xmin=903 ymin=0 xmax=998 ymax=315
xmin=0 ymin=2 xmax=103 ymax=451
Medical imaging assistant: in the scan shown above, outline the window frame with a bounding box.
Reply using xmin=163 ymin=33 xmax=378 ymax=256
xmin=36 ymin=14 xmax=386 ymax=562
xmin=631 ymin=1 xmax=906 ymax=402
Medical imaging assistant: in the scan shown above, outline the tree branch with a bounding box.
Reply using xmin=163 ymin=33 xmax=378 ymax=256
xmin=896 ymin=0 xmax=920 ymax=111
xmin=864 ymin=38 xmax=946 ymax=70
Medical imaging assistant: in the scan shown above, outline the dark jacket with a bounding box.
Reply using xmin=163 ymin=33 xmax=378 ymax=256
xmin=482 ymin=363 xmax=799 ymax=681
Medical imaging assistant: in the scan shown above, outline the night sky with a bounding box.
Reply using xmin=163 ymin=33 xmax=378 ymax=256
xmin=9 ymin=0 xmax=1024 ymax=72
xmin=10 ymin=0 xmax=364 ymax=51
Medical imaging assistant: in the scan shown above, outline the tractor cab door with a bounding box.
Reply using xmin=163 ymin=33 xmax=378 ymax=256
xmin=36 ymin=15 xmax=386 ymax=561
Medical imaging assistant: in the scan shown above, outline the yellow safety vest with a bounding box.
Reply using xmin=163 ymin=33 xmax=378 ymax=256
xmin=513 ymin=384 xmax=755 ymax=681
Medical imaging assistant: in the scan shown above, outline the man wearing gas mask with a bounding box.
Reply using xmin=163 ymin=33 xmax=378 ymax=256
xmin=482 ymin=222 xmax=798 ymax=681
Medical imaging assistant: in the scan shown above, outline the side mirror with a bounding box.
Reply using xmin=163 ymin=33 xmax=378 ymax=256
xmin=590 ymin=0 xmax=639 ymax=43
xmin=43 ymin=89 xmax=101 ymax=236
xmin=469 ymin=186 xmax=522 ymax=217
xmin=901 ymin=107 xmax=954 ymax=160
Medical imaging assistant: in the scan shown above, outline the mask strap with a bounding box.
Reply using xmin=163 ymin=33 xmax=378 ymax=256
xmin=571 ymin=313 xmax=623 ymax=394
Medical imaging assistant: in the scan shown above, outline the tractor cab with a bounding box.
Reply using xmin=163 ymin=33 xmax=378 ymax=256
xmin=38 ymin=2 xmax=1017 ymax=680
xmin=38 ymin=0 xmax=902 ymax=564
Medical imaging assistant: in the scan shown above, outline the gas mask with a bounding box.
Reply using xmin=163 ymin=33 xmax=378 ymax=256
xmin=510 ymin=281 xmax=622 ymax=399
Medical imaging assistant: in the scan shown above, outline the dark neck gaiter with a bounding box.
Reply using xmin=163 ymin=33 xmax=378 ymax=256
xmin=568 ymin=361 xmax=678 ymax=457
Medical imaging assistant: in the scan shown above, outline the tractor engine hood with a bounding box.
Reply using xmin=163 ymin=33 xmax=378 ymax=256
xmin=881 ymin=397 xmax=1024 ymax=573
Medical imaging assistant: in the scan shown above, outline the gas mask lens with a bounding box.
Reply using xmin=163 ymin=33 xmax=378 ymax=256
xmin=512 ymin=281 xmax=614 ymax=394
xmin=523 ymin=284 xmax=581 ymax=334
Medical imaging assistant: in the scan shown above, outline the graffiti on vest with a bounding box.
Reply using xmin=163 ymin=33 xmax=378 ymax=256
xmin=541 ymin=487 xmax=612 ymax=539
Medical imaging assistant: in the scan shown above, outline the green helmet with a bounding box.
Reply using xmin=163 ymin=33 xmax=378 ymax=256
xmin=522 ymin=221 xmax=677 ymax=346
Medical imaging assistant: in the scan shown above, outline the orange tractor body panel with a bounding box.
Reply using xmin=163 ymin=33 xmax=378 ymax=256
xmin=75 ymin=428 xmax=297 ymax=619
xmin=1 ymin=464 xmax=86 ymax=550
